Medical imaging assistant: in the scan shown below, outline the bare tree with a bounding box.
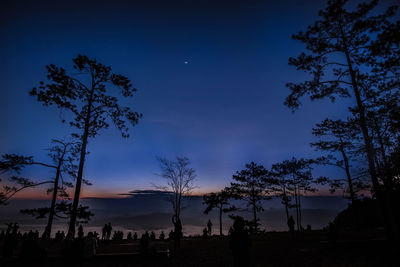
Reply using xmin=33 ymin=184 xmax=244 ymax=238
xmin=155 ymin=156 xmax=196 ymax=250
xmin=155 ymin=156 xmax=197 ymax=220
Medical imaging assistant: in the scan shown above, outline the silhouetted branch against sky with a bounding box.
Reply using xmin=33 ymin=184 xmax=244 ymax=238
xmin=29 ymin=55 xmax=142 ymax=237
xmin=155 ymin=156 xmax=197 ymax=219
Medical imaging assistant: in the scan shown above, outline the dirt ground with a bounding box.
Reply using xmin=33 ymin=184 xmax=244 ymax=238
xmin=1 ymin=231 xmax=399 ymax=266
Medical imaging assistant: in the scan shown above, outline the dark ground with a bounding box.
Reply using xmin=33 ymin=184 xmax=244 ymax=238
xmin=1 ymin=231 xmax=399 ymax=266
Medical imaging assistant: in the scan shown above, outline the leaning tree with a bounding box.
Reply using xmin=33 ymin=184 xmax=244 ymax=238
xmin=30 ymin=55 xmax=142 ymax=237
xmin=0 ymin=139 xmax=90 ymax=238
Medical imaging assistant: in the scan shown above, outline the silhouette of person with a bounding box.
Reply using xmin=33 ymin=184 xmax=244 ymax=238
xmin=55 ymin=231 xmax=61 ymax=241
xmin=168 ymin=230 xmax=174 ymax=241
xmin=102 ymin=224 xmax=107 ymax=240
xmin=106 ymin=223 xmax=112 ymax=240
xmin=172 ymin=215 xmax=182 ymax=250
xmin=287 ymin=216 xmax=295 ymax=239
xmin=34 ymin=230 xmax=39 ymax=240
xmin=77 ymin=225 xmax=84 ymax=239
xmin=207 ymin=219 xmax=212 ymax=236
xmin=140 ymin=232 xmax=150 ymax=254
xmin=133 ymin=232 xmax=138 ymax=240
xmin=3 ymin=223 xmax=19 ymax=259
xmin=20 ymin=229 xmax=46 ymax=260
xmin=127 ymin=232 xmax=133 ymax=240
xmin=159 ymin=231 xmax=165 ymax=240
xmin=229 ymin=217 xmax=251 ymax=267
xmin=202 ymin=227 xmax=208 ymax=238
xmin=327 ymin=222 xmax=337 ymax=242
xmin=150 ymin=231 xmax=156 ymax=240
xmin=84 ymin=232 xmax=98 ymax=258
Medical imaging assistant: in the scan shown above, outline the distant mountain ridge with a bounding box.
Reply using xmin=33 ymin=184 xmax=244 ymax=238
xmin=1 ymin=194 xmax=349 ymax=235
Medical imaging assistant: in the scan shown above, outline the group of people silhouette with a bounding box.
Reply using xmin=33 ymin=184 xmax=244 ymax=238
xmin=0 ymin=216 xmax=297 ymax=266
xmin=1 ymin=223 xmax=47 ymax=260
xmin=202 ymin=219 xmax=213 ymax=238
xmin=101 ymin=223 xmax=112 ymax=240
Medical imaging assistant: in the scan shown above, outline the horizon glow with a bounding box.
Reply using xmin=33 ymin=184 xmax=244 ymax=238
xmin=0 ymin=0 xmax=362 ymax=200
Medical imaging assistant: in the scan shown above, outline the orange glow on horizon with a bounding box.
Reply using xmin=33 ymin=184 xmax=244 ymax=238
xmin=11 ymin=186 xmax=349 ymax=200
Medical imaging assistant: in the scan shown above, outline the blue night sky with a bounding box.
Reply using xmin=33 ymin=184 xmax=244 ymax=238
xmin=0 ymin=0 xmax=370 ymax=198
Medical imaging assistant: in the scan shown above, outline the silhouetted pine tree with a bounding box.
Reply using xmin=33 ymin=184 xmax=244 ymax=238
xmin=285 ymin=0 xmax=399 ymax=239
xmin=30 ymin=55 xmax=142 ymax=237
xmin=311 ymin=119 xmax=360 ymax=204
xmin=229 ymin=162 xmax=273 ymax=232
xmin=270 ymin=158 xmax=317 ymax=231
xmin=203 ymin=188 xmax=236 ymax=235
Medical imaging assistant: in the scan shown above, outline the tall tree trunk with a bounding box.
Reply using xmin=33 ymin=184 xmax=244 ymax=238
xmin=283 ymin=184 xmax=290 ymax=223
xmin=67 ymin=88 xmax=95 ymax=238
xmin=342 ymin=38 xmax=380 ymax=195
xmin=374 ymin=119 xmax=392 ymax=188
xmin=44 ymin=146 xmax=67 ymax=239
xmin=298 ymin=192 xmax=302 ymax=231
xmin=43 ymin=163 xmax=62 ymax=239
xmin=339 ymin=23 xmax=398 ymax=240
xmin=283 ymin=195 xmax=290 ymax=223
xmin=219 ymin=207 xmax=223 ymax=236
xmin=293 ymin=181 xmax=300 ymax=231
xmin=252 ymin=200 xmax=257 ymax=232
xmin=340 ymin=148 xmax=356 ymax=205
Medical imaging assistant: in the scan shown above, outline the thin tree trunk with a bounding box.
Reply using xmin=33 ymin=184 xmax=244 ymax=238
xmin=67 ymin=86 xmax=95 ymax=238
xmin=339 ymin=22 xmax=380 ymax=199
xmin=283 ymin=183 xmax=290 ymax=222
xmin=374 ymin=120 xmax=391 ymax=188
xmin=284 ymin=195 xmax=290 ymax=223
xmin=293 ymin=180 xmax=300 ymax=231
xmin=252 ymin=200 xmax=257 ymax=232
xmin=340 ymin=148 xmax=356 ymax=205
xmin=44 ymin=145 xmax=67 ymax=239
xmin=219 ymin=207 xmax=223 ymax=236
xmin=298 ymin=192 xmax=302 ymax=231
xmin=43 ymin=161 xmax=62 ymax=239
xmin=339 ymin=22 xmax=398 ymax=240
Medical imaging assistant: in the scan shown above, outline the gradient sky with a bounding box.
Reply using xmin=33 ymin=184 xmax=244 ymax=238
xmin=1 ymin=0 xmax=380 ymax=198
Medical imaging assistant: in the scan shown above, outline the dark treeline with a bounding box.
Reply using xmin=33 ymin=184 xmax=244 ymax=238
xmin=203 ymin=0 xmax=400 ymax=241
